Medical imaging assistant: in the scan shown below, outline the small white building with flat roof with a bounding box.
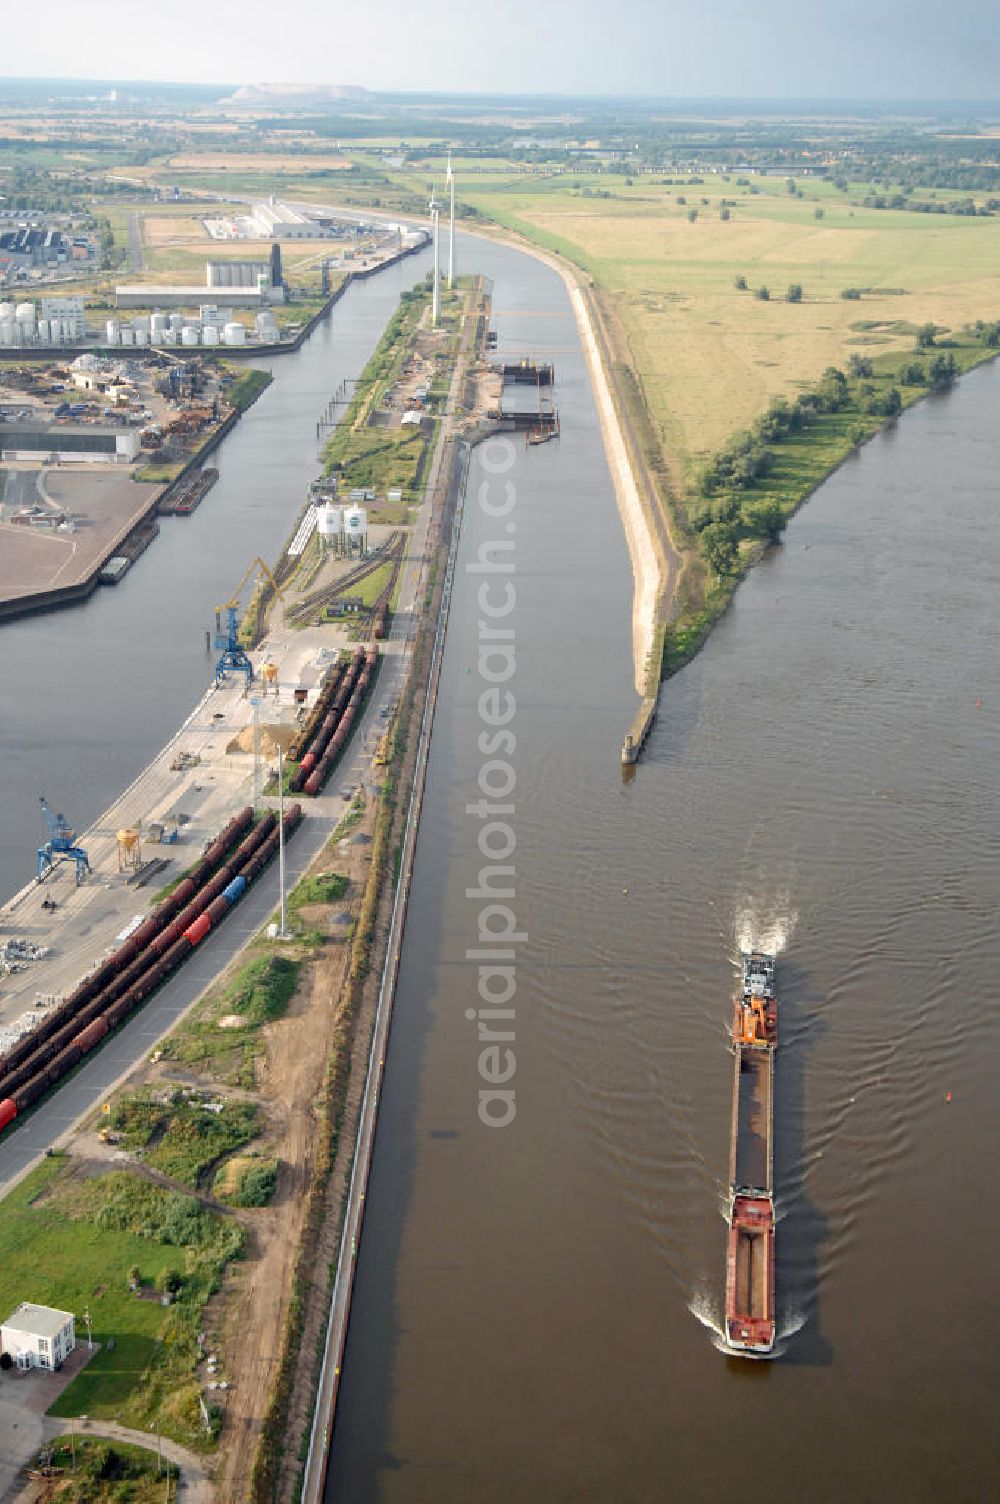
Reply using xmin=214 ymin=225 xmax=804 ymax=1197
xmin=1 ymin=1302 xmax=76 ymax=1371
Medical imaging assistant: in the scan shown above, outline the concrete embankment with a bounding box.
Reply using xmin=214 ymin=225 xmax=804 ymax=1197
xmin=299 ymin=338 xmax=475 ymax=1504
xmin=464 ymin=227 xmax=665 ymax=700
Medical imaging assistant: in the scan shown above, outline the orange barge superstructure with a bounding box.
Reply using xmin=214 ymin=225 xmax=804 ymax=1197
xmin=725 ymin=951 xmax=777 ymax=1355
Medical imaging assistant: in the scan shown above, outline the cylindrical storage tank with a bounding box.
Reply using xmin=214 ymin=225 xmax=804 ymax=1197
xmin=150 ymin=312 xmax=168 ymax=335
xmin=120 ymin=327 xmax=134 ymax=346
xmin=15 ymin=302 xmax=35 ymax=331
xmin=169 ymin=312 xmax=184 ymax=333
xmin=202 ymin=325 xmax=219 ymax=346
xmin=151 ymin=327 xmax=163 ymax=346
xmin=184 ymin=912 xmax=212 ymax=946
xmin=36 ymin=319 xmax=49 ymax=343
xmin=0 ymin=320 xmax=14 ymax=346
xmin=0 ymin=1099 xmax=16 ymax=1132
xmin=163 ymin=329 xmax=177 ymax=345
xmin=223 ymin=321 xmax=246 ymax=346
xmin=0 ymin=301 xmax=14 ymax=321
xmin=343 ymin=505 xmax=367 ymax=542
xmin=105 ymin=318 xmax=120 ymax=345
xmin=132 ymin=313 xmax=150 ymax=332
xmin=134 ymin=328 xmax=148 ymax=346
xmin=181 ymin=326 xmax=200 ymax=346
xmin=49 ymin=322 xmax=62 ymax=345
xmin=317 ymin=503 xmax=343 ymax=538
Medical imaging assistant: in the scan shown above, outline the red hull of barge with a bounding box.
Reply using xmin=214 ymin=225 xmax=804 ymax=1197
xmin=724 ymin=951 xmax=778 ymax=1357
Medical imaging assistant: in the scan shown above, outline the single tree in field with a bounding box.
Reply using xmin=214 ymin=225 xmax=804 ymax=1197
xmin=787 ymin=284 xmax=803 ymax=303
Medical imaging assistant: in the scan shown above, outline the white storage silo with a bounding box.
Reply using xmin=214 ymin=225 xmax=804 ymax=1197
xmin=163 ymin=329 xmax=177 ymax=345
xmin=150 ymin=311 xmax=168 ymax=334
xmin=0 ymin=319 xmax=14 ymax=345
xmin=0 ymin=301 xmax=14 ymax=323
xmin=134 ymin=326 xmax=149 ymax=346
xmin=223 ymin=321 xmax=246 ymax=346
xmin=120 ymin=327 xmax=134 ymax=346
xmin=343 ymin=505 xmax=368 ymax=553
xmin=169 ymin=312 xmax=184 ymax=334
xmin=36 ymin=318 xmax=49 ymax=343
xmin=132 ymin=313 xmax=150 ymax=334
xmin=317 ymin=503 xmax=343 ymax=547
xmin=105 ymin=318 xmax=120 ymax=346
xmin=49 ymin=321 xmax=62 ymax=344
xmin=15 ymin=302 xmax=35 ymax=336
xmin=181 ymin=326 xmax=200 ymax=347
xmin=202 ymin=325 xmax=219 ymax=346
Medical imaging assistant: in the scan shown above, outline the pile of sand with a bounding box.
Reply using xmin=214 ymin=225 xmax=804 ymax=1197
xmin=228 ymin=724 xmax=281 ymax=757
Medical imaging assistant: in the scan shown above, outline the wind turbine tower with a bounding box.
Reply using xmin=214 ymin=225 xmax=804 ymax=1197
xmin=429 ymin=187 xmax=441 ymax=327
xmin=447 ymin=152 xmax=456 ymax=288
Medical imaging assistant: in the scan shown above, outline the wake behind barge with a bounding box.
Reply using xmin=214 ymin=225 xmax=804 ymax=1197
xmin=725 ymin=951 xmax=777 ymax=1355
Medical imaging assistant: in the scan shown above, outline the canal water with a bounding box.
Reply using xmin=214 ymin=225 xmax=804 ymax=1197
xmin=328 ymin=236 xmax=1000 ymax=1502
xmin=3 ymin=228 xmax=997 ymax=1503
xmin=0 ymin=248 xmax=430 ymax=904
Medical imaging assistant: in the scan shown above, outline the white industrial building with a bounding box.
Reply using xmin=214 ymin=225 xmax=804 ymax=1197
xmin=1 ymin=1302 xmax=76 ymax=1372
xmin=0 ymin=425 xmax=140 ymax=463
xmin=41 ymin=296 xmax=86 ymax=339
xmin=251 ymin=199 xmax=314 ymax=239
xmin=116 ymin=284 xmax=268 ymax=310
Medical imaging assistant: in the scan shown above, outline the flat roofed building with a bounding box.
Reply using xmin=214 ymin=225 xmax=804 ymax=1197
xmin=115 ymin=285 xmax=265 ymax=309
xmin=42 ymin=296 xmax=86 ymax=337
xmin=0 ymin=425 xmax=140 ymax=462
xmin=1 ymin=1302 xmax=76 ymax=1371
xmin=250 ymin=200 xmax=326 ymax=240
xmin=206 ymin=259 xmax=270 ymax=289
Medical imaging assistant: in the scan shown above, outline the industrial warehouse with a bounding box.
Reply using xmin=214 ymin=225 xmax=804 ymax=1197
xmin=0 ymin=423 xmax=140 ymax=462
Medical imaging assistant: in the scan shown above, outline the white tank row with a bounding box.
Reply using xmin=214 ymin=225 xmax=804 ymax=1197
xmin=0 ymin=315 xmax=78 ymax=345
xmin=104 ymin=318 xmax=247 ymax=348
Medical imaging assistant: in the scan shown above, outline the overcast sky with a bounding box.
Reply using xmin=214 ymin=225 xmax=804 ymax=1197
xmin=5 ymin=0 xmax=999 ymax=99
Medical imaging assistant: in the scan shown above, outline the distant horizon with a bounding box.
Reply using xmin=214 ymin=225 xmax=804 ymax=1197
xmin=5 ymin=0 xmax=1000 ymax=101
xmin=1 ymin=77 xmax=1000 ymax=113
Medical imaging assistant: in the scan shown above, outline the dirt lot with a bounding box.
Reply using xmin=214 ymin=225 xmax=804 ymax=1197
xmin=189 ymin=804 xmax=377 ymax=1502
xmin=167 ymin=153 xmax=353 ymax=172
xmin=142 ymin=216 xmax=212 ymax=245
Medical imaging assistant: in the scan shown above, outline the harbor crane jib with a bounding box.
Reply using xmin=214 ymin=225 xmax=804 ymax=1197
xmin=214 ymin=556 xmax=283 ymax=689
xmin=37 ymin=796 xmax=92 ymax=885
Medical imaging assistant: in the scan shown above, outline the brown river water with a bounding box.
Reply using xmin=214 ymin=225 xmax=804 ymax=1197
xmin=0 ymin=230 xmax=995 ymax=1503
xmin=327 ymin=239 xmax=1000 ymax=1502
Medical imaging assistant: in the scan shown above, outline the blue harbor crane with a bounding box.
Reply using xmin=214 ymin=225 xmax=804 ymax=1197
xmin=214 ymin=556 xmax=283 ymax=689
xmin=37 ymin=796 xmax=91 ymax=885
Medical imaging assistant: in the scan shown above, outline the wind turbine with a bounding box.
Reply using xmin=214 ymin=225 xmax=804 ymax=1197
xmin=429 ymin=185 xmax=441 ymax=327
xmin=447 ymin=152 xmax=456 ymax=289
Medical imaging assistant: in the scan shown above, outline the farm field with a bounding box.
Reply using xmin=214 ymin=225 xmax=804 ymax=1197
xmin=167 ymin=151 xmax=354 ymax=172
xmin=456 ymin=173 xmax=1000 ymax=476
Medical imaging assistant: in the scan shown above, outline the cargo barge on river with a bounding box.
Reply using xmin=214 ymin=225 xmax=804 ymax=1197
xmin=159 ymin=467 xmax=219 ymax=517
xmin=724 ymin=951 xmax=777 ymax=1356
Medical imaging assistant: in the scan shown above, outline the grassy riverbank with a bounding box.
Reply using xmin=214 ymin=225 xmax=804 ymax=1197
xmin=399 ymin=163 xmax=1000 ymax=682
xmin=661 ymin=327 xmax=999 ymax=674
